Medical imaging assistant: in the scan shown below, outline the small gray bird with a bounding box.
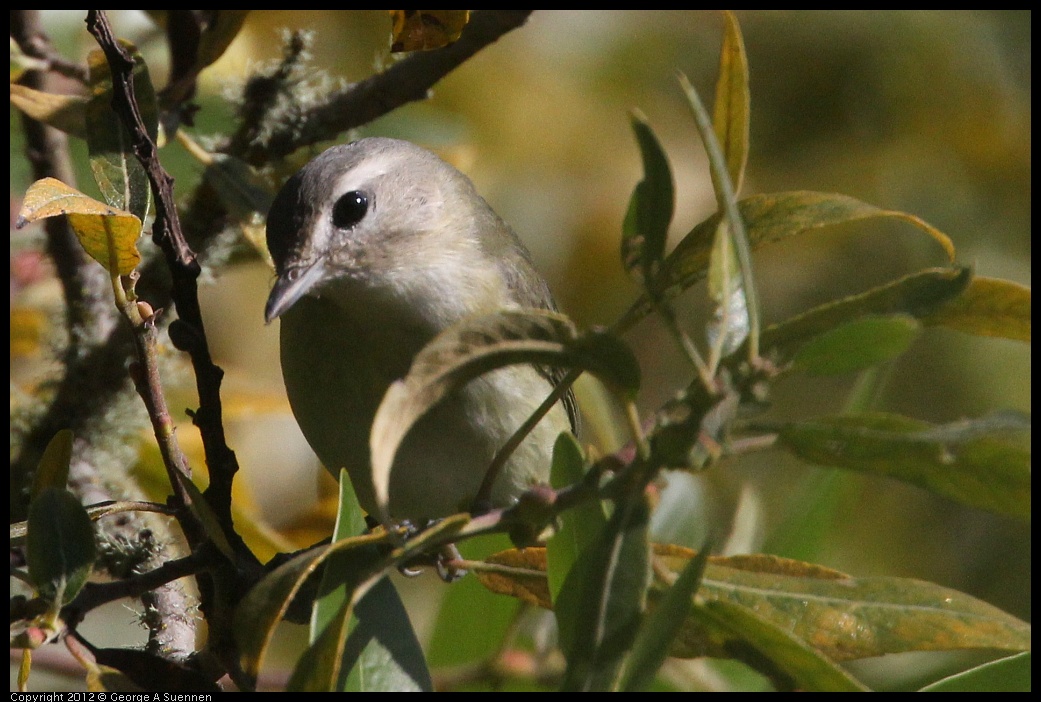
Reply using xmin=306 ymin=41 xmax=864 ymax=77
xmin=265 ymin=137 xmax=577 ymax=522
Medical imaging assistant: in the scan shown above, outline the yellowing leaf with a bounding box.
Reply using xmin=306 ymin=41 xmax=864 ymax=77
xmin=9 ymin=83 xmax=88 ymax=138
xmin=925 ymin=276 xmax=1031 ymax=342
xmin=476 ymin=545 xmax=1032 ymax=663
xmin=712 ymin=10 xmax=750 ymax=195
xmin=30 ymin=430 xmax=74 ymax=500
xmin=389 ymin=10 xmax=470 ymax=53
xmin=17 ymin=178 xmax=141 ymax=275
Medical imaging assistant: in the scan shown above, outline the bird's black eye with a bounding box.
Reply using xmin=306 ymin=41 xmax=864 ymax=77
xmin=331 ymin=191 xmax=369 ymax=229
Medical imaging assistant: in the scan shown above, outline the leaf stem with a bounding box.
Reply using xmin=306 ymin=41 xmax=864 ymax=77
xmin=678 ymin=71 xmax=762 ymax=364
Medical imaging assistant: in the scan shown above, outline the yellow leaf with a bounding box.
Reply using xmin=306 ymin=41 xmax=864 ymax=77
xmin=17 ymin=178 xmax=141 ymax=275
xmin=925 ymin=276 xmax=1031 ymax=342
xmin=9 ymin=84 xmax=88 ymax=138
xmin=712 ymin=10 xmax=750 ymax=195
xmin=389 ymin=10 xmax=470 ymax=53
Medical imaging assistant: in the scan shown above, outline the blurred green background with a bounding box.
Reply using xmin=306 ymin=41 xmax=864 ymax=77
xmin=10 ymin=10 xmax=1030 ymax=689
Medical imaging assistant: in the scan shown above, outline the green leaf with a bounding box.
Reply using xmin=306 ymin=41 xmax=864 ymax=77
xmin=234 ymin=531 xmax=387 ymax=686
xmin=478 ymin=546 xmax=1032 ymax=664
xmin=791 ymin=314 xmax=922 ymax=376
xmin=426 ymin=534 xmax=520 ymax=668
xmin=618 ymin=192 xmax=958 ymax=331
xmin=667 ymin=550 xmax=1032 ymax=663
xmin=17 ymin=177 xmax=142 ymax=275
xmin=86 ymin=41 xmax=157 ymax=222
xmin=369 ymin=310 xmax=638 ymax=522
xmin=341 ymin=576 xmax=432 ymax=692
xmin=773 ymin=411 xmax=1031 ymax=520
xmin=925 ymin=275 xmax=1031 ymax=342
xmin=29 ymin=429 xmax=74 ymax=499
xmin=546 ymin=433 xmax=605 ymax=604
xmin=290 ymin=576 xmax=432 ymax=692
xmin=712 ymin=10 xmax=751 ymax=195
xmin=619 ymin=541 xmax=711 ymax=691
xmin=621 ymin=111 xmax=674 ymax=285
xmin=26 ymin=488 xmax=97 ymax=605
xmin=311 ymin=470 xmax=369 ymax=641
xmin=235 ymin=515 xmax=466 ymax=687
xmin=919 ymin=651 xmax=1031 ymax=692
xmin=292 ymin=590 xmax=354 ymax=691
xmin=760 ymin=267 xmax=971 ymax=363
xmin=558 ymin=496 xmax=652 ymax=691
xmin=291 ymin=471 xmax=417 ymax=692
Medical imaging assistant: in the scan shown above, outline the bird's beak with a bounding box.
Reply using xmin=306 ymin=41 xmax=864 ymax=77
xmin=264 ymin=258 xmax=328 ymax=323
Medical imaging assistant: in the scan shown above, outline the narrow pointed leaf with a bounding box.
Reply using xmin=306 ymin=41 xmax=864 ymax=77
xmin=925 ymin=276 xmax=1030 ymax=341
xmin=622 ymin=112 xmax=674 ymax=285
xmin=26 ymin=488 xmax=97 ymax=605
xmin=342 ymin=576 xmax=432 ymax=691
xmin=558 ymin=496 xmax=651 ymax=691
xmin=311 ymin=470 xmax=369 ymax=639
xmin=619 ymin=541 xmax=712 ymax=691
xmin=169 ymin=469 xmax=236 ymax=562
xmin=287 ymin=597 xmax=355 ymax=691
xmin=17 ymin=177 xmax=142 ymax=275
xmin=679 ymin=70 xmax=761 ymax=358
xmin=712 ymin=9 xmax=751 ymax=194
xmin=158 ymin=11 xmax=251 ymax=105
xmin=774 ymin=411 xmax=1030 ymax=520
xmin=235 ymin=531 xmax=387 ymax=685
xmin=291 ymin=575 xmax=431 ymax=692
xmin=292 ymin=472 xmax=402 ymax=692
xmin=236 ymin=514 xmax=465 ymax=685
xmin=547 ymin=433 xmax=606 ymax=604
